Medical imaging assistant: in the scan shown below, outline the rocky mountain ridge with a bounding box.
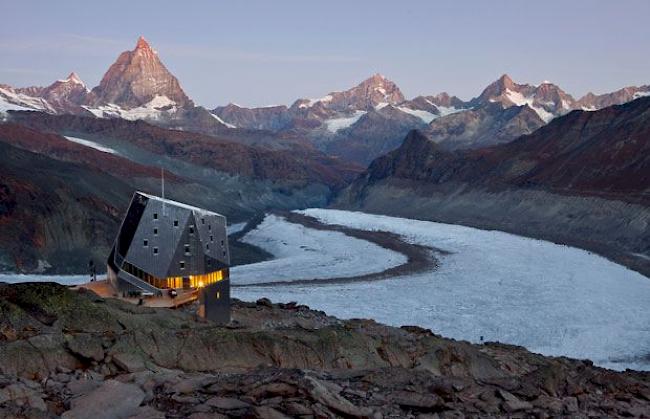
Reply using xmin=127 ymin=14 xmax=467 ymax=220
xmin=0 ymin=282 xmax=648 ymax=418
xmin=212 ymin=73 xmax=650 ymax=164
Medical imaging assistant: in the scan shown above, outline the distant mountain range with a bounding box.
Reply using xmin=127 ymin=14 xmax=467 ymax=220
xmin=0 ymin=36 xmax=648 ymax=274
xmin=2 ymin=37 xmax=649 ymax=166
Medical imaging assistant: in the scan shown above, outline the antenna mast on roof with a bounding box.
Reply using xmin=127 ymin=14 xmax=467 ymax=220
xmin=161 ymin=167 xmax=166 ymax=216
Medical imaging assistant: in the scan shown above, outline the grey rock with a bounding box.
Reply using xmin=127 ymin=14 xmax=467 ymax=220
xmin=204 ymin=396 xmax=251 ymax=410
xmin=62 ymin=379 xmax=145 ymax=419
xmin=112 ymin=352 xmax=147 ymax=373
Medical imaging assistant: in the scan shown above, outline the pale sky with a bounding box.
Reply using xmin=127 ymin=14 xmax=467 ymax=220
xmin=1 ymin=0 xmax=649 ymax=108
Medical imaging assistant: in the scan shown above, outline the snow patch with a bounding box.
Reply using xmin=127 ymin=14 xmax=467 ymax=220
xmin=633 ymin=90 xmax=650 ymax=99
xmin=63 ymin=136 xmax=120 ymax=155
xmin=0 ymin=87 xmax=53 ymax=112
xmin=323 ymin=110 xmax=366 ymax=132
xmin=397 ymin=106 xmax=438 ymax=123
xmin=82 ymin=95 xmax=177 ymax=121
xmin=505 ymin=89 xmax=555 ymax=122
xmin=299 ymin=95 xmax=333 ymax=108
xmin=227 ymin=222 xmax=247 ymax=236
xmin=210 ymin=112 xmax=236 ymax=128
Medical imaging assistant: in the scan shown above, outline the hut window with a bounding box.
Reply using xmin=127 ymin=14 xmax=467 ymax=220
xmin=184 ymin=244 xmax=190 ymax=255
xmin=180 ymin=261 xmax=185 ymax=269
xmin=208 ymin=224 xmax=211 ymax=231
xmin=221 ymin=240 xmax=224 ymax=246
xmin=222 ymin=250 xmax=226 ymax=256
xmin=201 ymin=218 xmax=205 ymax=224
xmin=153 ymin=247 xmax=158 ymax=255
xmin=173 ymin=220 xmax=178 ymax=227
xmin=153 ymin=213 xmax=158 ymax=220
xmin=189 ymin=226 xmax=194 ymax=235
xmin=210 ymin=235 xmax=213 ymax=242
xmin=153 ymin=228 xmax=158 ymax=235
xmin=206 ymin=244 xmax=210 ymax=250
xmin=143 ymin=239 xmax=148 ymax=247
xmin=216 ymin=291 xmax=220 ymax=299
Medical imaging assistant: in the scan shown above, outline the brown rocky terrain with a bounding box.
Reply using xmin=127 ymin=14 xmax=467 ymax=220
xmin=0 ymin=282 xmax=648 ymax=418
xmin=7 ymin=112 xmax=361 ymax=188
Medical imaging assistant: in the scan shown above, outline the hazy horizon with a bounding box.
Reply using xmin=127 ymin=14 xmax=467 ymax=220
xmin=2 ymin=0 xmax=649 ymax=108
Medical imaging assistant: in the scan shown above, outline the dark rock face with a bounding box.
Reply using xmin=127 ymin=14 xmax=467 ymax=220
xmin=323 ymin=105 xmax=429 ymax=165
xmin=337 ymin=97 xmax=650 ymax=275
xmin=0 ymin=283 xmax=648 ymax=418
xmin=211 ymin=104 xmax=291 ymax=131
xmin=86 ymin=37 xmax=193 ymax=109
xmin=425 ymin=101 xmax=545 ymax=149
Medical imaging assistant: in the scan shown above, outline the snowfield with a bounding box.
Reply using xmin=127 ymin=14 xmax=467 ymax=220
xmin=323 ymin=111 xmax=367 ymax=132
xmin=233 ymin=209 xmax=650 ymax=371
xmin=64 ymin=136 xmax=120 ymax=155
xmin=231 ymin=214 xmax=406 ymax=285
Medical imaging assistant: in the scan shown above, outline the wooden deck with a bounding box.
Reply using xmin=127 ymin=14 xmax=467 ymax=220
xmin=74 ymin=279 xmax=198 ymax=309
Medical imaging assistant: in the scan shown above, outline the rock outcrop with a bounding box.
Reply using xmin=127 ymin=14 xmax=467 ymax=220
xmin=0 ymin=283 xmax=648 ymax=418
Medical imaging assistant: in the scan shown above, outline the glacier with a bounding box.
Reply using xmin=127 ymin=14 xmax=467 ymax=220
xmin=233 ymin=209 xmax=650 ymax=371
xmin=3 ymin=208 xmax=649 ymax=371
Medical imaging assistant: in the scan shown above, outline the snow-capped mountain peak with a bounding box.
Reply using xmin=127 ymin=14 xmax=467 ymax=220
xmin=135 ymin=36 xmax=154 ymax=52
xmin=58 ymin=72 xmax=86 ymax=88
xmin=471 ymin=74 xmax=576 ymax=122
xmin=86 ymin=36 xmax=192 ymax=110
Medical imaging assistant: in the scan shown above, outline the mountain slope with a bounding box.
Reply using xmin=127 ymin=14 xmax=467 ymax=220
xmin=337 ymin=97 xmax=650 ymax=275
xmin=0 ymin=115 xmax=362 ymax=273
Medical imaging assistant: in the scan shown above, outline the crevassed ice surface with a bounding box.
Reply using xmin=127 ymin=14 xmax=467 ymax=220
xmin=234 ymin=209 xmax=650 ymax=371
xmin=231 ymin=214 xmax=406 ymax=285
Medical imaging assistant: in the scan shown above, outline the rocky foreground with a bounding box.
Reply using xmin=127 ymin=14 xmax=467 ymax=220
xmin=0 ymin=283 xmax=649 ymax=418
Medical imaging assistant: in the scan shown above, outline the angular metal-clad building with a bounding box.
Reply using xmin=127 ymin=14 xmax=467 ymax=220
xmin=107 ymin=191 xmax=230 ymax=323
